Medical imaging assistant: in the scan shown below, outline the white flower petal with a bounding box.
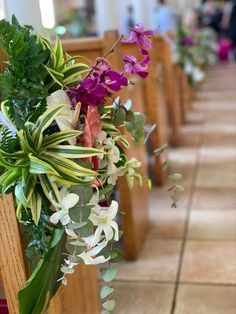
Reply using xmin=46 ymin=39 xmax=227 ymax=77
xmin=65 ymin=227 xmax=78 ymax=239
xmin=103 ymin=225 xmax=114 ymax=242
xmin=88 ymin=240 xmax=108 ymax=256
xmin=89 ymin=213 xmax=100 ymax=226
xmin=79 ymin=252 xmax=109 ymax=265
xmin=108 ymin=201 xmax=118 ymax=220
xmin=91 ymin=226 xmax=103 ymax=246
xmin=110 ymin=221 xmax=119 ymax=241
xmin=50 ymin=212 xmax=61 ymax=224
xmin=62 ymin=193 xmax=79 ymax=210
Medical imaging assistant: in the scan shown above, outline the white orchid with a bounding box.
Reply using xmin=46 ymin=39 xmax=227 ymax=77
xmin=193 ymin=67 xmax=205 ymax=82
xmin=95 ymin=131 xmax=120 ymax=169
xmin=107 ymin=157 xmax=141 ymax=186
xmin=50 ymin=187 xmax=79 ymax=226
xmin=89 ymin=201 xmax=119 ymax=246
xmin=78 ymin=240 xmax=110 ymax=265
xmin=46 ymin=90 xmax=79 ymax=144
xmin=184 ymin=62 xmax=194 ymax=75
xmin=47 ymin=90 xmax=73 ymax=130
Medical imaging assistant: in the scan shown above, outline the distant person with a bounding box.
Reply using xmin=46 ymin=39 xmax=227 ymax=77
xmin=218 ymin=1 xmax=236 ymax=60
xmin=227 ymin=3 xmax=236 ymax=59
xmin=154 ymin=0 xmax=177 ymax=35
xmin=200 ymin=0 xmax=222 ymax=34
xmin=124 ymin=5 xmax=135 ymax=35
xmin=201 ymin=0 xmax=216 ymax=27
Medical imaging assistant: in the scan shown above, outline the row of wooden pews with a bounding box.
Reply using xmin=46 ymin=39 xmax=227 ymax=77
xmin=0 ymin=31 xmax=194 ymax=313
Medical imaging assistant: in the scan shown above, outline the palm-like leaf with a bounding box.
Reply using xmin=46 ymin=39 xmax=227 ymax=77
xmin=0 ymin=104 xmax=103 ymax=224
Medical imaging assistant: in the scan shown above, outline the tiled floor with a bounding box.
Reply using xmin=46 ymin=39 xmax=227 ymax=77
xmin=114 ymin=63 xmax=236 ymax=313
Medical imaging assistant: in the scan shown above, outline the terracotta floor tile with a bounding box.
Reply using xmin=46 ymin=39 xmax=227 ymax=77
xmin=149 ymin=187 xmax=190 ymax=210
xmin=175 ymin=284 xmax=236 ymax=314
xmin=187 ymin=210 xmax=236 ymax=240
xmin=203 ymin=135 xmax=236 ymax=147
xmin=195 ymin=168 xmax=236 ymax=188
xmin=113 ymin=282 xmax=174 ymax=314
xmin=191 ymin=187 xmax=236 ymax=209
xmin=199 ymin=148 xmax=236 ymax=165
xmin=180 ymin=241 xmax=236 ymax=284
xmin=149 ymin=208 xmax=187 ymax=239
xmin=116 ymin=239 xmax=182 ymax=282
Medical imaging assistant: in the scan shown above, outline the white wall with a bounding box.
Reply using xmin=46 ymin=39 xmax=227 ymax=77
xmin=4 ymin=0 xmax=43 ymax=32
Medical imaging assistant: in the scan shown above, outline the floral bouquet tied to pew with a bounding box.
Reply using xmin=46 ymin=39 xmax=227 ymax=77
xmin=172 ymin=26 xmax=217 ymax=87
xmin=0 ymin=17 xmax=153 ymax=313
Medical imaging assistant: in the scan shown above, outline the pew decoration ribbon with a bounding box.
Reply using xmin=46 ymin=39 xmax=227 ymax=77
xmin=0 ymin=17 xmax=153 ymax=313
xmin=172 ymin=26 xmax=217 ymax=86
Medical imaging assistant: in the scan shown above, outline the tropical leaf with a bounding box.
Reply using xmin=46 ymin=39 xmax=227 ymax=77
xmin=42 ymin=153 xmax=96 ymax=176
xmin=42 ymin=130 xmax=81 ymax=147
xmin=29 ymin=189 xmax=42 ymax=225
xmin=18 ymin=228 xmax=65 ymax=314
xmin=38 ymin=174 xmax=61 ymax=203
xmin=29 ymin=154 xmax=60 ymax=176
xmin=47 ymin=145 xmax=103 ymax=158
xmin=33 ymin=104 xmax=66 ymax=147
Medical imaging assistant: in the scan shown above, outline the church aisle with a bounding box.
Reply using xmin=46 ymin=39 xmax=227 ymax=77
xmin=113 ymin=63 xmax=236 ymax=314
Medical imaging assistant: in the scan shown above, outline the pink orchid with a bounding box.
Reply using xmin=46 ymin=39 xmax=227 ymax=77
xmin=122 ymin=23 xmax=153 ymax=55
xmin=123 ymin=54 xmax=149 ymax=78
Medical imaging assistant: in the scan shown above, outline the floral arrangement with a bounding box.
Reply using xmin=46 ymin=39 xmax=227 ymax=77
xmin=0 ymin=17 xmax=153 ymax=313
xmin=172 ymin=26 xmax=217 ymax=86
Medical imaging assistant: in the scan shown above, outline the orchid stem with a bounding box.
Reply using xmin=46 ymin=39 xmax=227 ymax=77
xmin=85 ymin=34 xmax=124 ymax=79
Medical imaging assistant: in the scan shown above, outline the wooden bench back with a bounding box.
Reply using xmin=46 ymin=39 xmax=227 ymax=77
xmin=156 ymin=36 xmax=182 ymax=146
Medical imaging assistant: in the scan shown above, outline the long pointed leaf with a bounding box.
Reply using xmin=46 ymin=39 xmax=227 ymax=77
xmin=42 ymin=130 xmax=82 ymax=148
xmin=47 ymin=145 xmax=103 ymax=158
xmin=29 ymin=154 xmax=60 ymax=176
xmin=30 ymin=189 xmax=42 ymax=225
xmin=43 ymin=153 xmax=96 ymax=176
xmin=38 ymin=174 xmax=61 ymax=203
xmin=33 ymin=104 xmax=66 ymax=148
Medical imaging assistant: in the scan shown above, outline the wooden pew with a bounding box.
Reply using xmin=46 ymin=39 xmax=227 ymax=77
xmin=0 ymin=194 xmax=100 ymax=314
xmin=62 ymin=31 xmax=149 ymax=260
xmin=0 ymin=48 xmax=100 ymax=314
xmin=156 ymin=36 xmax=182 ymax=146
xmin=176 ymin=65 xmax=191 ymax=124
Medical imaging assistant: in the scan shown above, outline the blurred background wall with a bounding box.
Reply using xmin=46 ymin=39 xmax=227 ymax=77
xmin=0 ymin=0 xmax=233 ymax=38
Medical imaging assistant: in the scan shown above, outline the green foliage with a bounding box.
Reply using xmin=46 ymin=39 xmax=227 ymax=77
xmin=0 ymin=16 xmax=90 ymax=128
xmin=125 ymin=111 xmax=146 ymax=145
xmin=100 ymin=286 xmax=114 ymax=299
xmin=0 ymin=16 xmax=50 ymax=127
xmin=100 ymin=267 xmax=118 ymax=282
xmin=0 ymin=104 xmax=102 ymax=224
xmin=0 ymin=126 xmax=20 ymax=153
xmin=18 ymin=228 xmax=65 ymax=314
xmin=102 ymin=300 xmax=116 ymax=311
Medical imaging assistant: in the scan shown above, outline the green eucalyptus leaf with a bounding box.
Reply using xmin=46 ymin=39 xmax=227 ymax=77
xmin=102 ymin=300 xmax=116 ymax=311
xmin=100 ymin=286 xmax=114 ymax=299
xmin=154 ymin=144 xmax=168 ymax=156
xmin=174 ymin=184 xmax=185 ymax=192
xmin=69 ymin=205 xmax=93 ymax=222
xmin=100 ymin=267 xmax=118 ymax=283
xmin=168 ymin=173 xmax=183 ymax=181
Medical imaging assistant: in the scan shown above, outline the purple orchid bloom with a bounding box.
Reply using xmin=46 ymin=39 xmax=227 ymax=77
xmin=182 ymin=36 xmax=195 ymax=46
xmin=123 ymin=54 xmax=149 ymax=78
xmin=104 ymin=70 xmax=128 ymax=91
xmin=93 ymin=60 xmax=128 ymax=91
xmin=122 ymin=23 xmax=153 ymax=54
xmin=67 ymin=77 xmax=107 ymax=110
